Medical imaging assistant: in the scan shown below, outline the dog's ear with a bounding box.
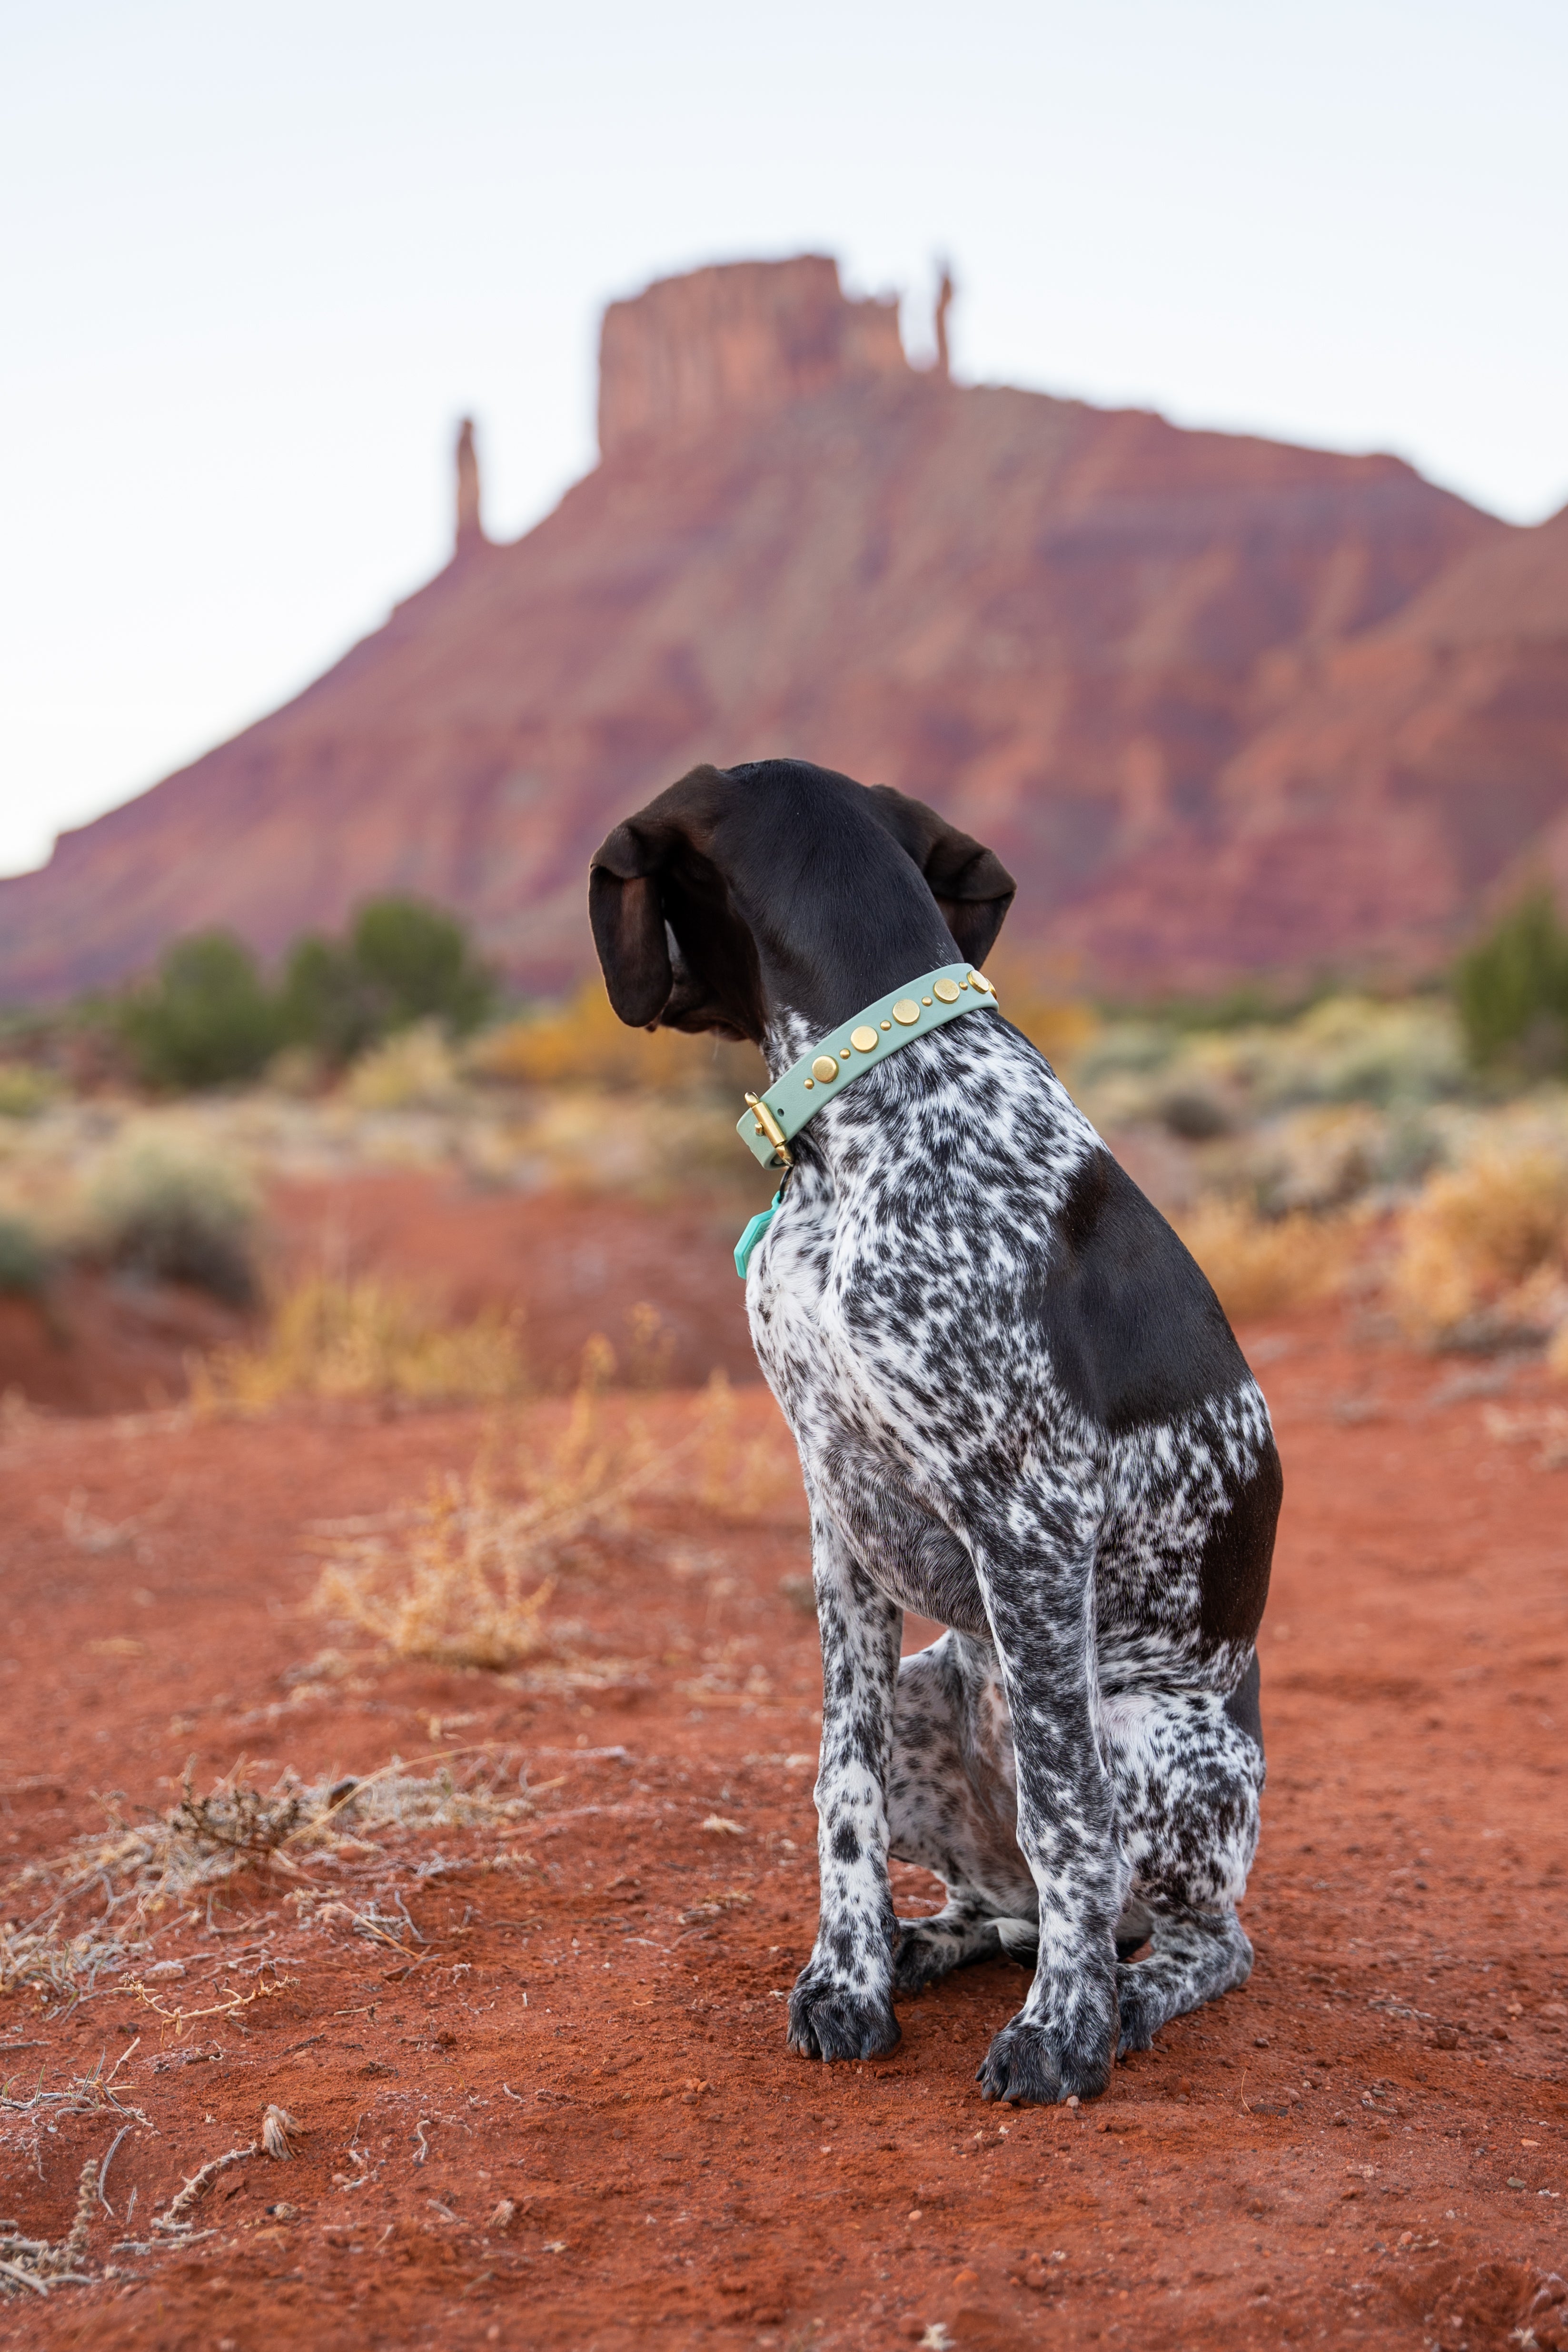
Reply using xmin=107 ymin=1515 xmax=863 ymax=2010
xmin=589 ymin=822 xmax=673 ymax=1029
xmin=866 ymin=786 xmax=1017 ymax=965
xmin=589 ymin=765 xmax=764 ymax=1039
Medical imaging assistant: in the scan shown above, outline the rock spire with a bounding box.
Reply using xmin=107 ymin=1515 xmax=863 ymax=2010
xmin=454 ymin=417 xmax=485 ymax=557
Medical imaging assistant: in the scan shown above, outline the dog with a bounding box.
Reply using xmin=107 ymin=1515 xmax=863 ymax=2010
xmin=589 ymin=758 xmax=1279 ymax=2104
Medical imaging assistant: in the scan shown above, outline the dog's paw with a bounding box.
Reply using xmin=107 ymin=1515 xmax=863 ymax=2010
xmin=976 ymin=2013 xmax=1113 ymax=2105
xmin=786 ymin=1971 xmax=900 ymax=2063
xmin=1115 ymin=1961 xmax=1164 ymax=2054
xmin=892 ymin=1920 xmax=966 ymax=1994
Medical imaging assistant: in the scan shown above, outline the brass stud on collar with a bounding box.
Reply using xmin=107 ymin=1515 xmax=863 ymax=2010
xmin=850 ymin=1026 xmax=878 ymax=1053
xmin=922 ymin=995 xmax=933 ymax=1005
xmin=933 ymin=977 xmax=961 ymax=1003
xmin=892 ymin=999 xmax=920 ymax=1026
xmin=969 ymin=972 xmax=993 ymax=994
xmin=811 ymin=1055 xmax=839 ymax=1083
xmin=881 ymin=1020 xmax=892 ymax=1031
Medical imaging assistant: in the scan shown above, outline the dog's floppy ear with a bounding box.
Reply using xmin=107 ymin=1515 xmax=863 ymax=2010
xmin=866 ymin=786 xmax=1017 ymax=966
xmin=589 ymin=821 xmax=672 ymax=1028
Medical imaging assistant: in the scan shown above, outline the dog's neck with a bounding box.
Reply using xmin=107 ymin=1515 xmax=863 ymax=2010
xmin=752 ymin=933 xmax=959 ymax=1082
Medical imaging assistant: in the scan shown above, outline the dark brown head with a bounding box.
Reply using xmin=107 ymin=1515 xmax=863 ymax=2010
xmin=588 ymin=759 xmax=1015 ymax=1046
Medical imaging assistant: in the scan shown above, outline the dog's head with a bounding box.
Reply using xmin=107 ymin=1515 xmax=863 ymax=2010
xmin=588 ymin=759 xmax=1015 ymax=1044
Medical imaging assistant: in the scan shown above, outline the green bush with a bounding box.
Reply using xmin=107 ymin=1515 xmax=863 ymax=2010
xmin=0 ymin=1214 xmax=47 ymax=1296
xmin=347 ymin=898 xmax=494 ymax=1038
xmin=280 ymin=900 xmax=494 ymax=1068
xmin=89 ymin=1135 xmax=258 ymax=1306
xmin=119 ymin=933 xmax=284 ymax=1091
xmin=1454 ymin=891 xmax=1568 ymax=1076
xmin=116 ymin=901 xmax=493 ymax=1092
xmin=278 ymin=933 xmax=379 ymax=1066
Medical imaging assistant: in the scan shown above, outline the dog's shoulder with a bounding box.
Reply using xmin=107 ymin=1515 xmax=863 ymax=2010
xmin=1027 ymin=1143 xmax=1255 ymax=1436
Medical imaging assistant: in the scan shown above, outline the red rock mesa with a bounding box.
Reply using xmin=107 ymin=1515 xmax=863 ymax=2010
xmin=2 ymin=255 xmax=1564 ymax=1004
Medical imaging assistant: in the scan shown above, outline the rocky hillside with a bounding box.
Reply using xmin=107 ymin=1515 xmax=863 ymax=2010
xmin=3 ymin=254 xmax=1561 ymax=1004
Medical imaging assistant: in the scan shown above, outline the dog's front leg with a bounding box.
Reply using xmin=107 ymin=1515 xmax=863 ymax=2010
xmin=787 ymin=1500 xmax=903 ymax=2062
xmin=968 ymin=1507 xmax=1123 ymax=2105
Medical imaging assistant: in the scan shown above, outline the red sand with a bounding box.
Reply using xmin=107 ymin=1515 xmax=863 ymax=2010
xmin=2 ymin=1306 xmax=1566 ymax=2349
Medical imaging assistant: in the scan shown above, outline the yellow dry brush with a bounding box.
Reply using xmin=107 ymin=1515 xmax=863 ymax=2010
xmin=312 ymin=1357 xmax=798 ymax=1669
xmin=1389 ymin=1148 xmax=1568 ymax=1342
xmin=193 ymin=1270 xmax=528 ymax=1411
xmin=1175 ymin=1200 xmax=1353 ymax=1322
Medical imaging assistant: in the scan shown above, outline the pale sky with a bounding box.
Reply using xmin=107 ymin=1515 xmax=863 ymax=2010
xmin=2 ymin=0 xmax=1564 ymax=878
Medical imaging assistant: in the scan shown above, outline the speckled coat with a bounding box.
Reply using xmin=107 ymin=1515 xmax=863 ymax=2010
xmin=590 ymin=758 xmax=1280 ymax=2105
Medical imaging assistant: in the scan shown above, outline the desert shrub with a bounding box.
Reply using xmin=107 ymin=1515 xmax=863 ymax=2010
xmin=0 ymin=1061 xmax=59 ymax=1118
xmin=0 ymin=1212 xmax=48 ymax=1295
xmin=1073 ymin=996 xmax=1464 ymax=1132
xmin=348 ymin=897 xmax=494 ymax=1038
xmin=87 ymin=1134 xmax=258 ymax=1305
xmin=193 ymin=1271 xmax=527 ymax=1409
xmin=345 ymin=1020 xmax=462 ymax=1111
xmin=119 ymin=932 xmax=283 ymax=1091
xmin=277 ymin=933 xmax=379 ymax=1065
xmin=1454 ymin=891 xmax=1568 ymax=1076
xmin=316 ymin=1475 xmax=561 ymax=1669
xmin=1177 ymin=1201 xmax=1351 ymax=1321
xmin=1389 ymin=1148 xmax=1568 ymax=1338
xmin=982 ymin=963 xmax=1099 ymax=1076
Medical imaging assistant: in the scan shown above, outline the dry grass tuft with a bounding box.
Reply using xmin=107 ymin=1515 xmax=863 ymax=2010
xmin=1390 ymin=1148 xmax=1568 ymax=1341
xmin=0 ymin=2156 xmax=100 ymax=2295
xmin=690 ymin=1368 xmax=800 ymax=1517
xmin=312 ymin=1365 xmax=620 ymax=1667
xmin=1176 ymin=1201 xmax=1352 ymax=1321
xmin=4 ymin=1760 xmax=536 ymax=1985
xmin=193 ymin=1271 xmax=527 ymax=1412
xmin=1482 ymin=1402 xmax=1568 ymax=1469
xmin=345 ymin=1021 xmax=462 ymax=1111
xmin=313 ymin=1366 xmax=798 ymax=1669
xmin=154 ymin=2140 xmax=258 ymax=2233
xmin=0 ymin=1920 xmax=141 ymax=2002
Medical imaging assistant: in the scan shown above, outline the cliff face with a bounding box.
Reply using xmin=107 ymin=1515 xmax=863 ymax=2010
xmin=2 ymin=254 xmax=1558 ymax=1005
xmin=597 ymin=256 xmax=908 ymax=457
xmin=1057 ymin=501 xmax=1568 ymax=990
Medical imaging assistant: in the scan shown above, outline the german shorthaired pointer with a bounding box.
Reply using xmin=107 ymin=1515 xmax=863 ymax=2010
xmin=589 ymin=758 xmax=1279 ymax=2104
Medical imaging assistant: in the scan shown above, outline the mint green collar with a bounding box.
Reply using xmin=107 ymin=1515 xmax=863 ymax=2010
xmin=733 ymin=961 xmax=999 ymax=1276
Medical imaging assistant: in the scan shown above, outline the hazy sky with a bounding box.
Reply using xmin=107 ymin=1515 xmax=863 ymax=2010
xmin=2 ymin=0 xmax=1564 ymax=878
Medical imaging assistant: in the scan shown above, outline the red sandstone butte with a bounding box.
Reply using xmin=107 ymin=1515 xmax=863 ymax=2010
xmin=2 ymin=253 xmax=1563 ymax=1004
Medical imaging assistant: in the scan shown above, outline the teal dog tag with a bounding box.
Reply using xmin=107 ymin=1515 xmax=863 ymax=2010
xmin=734 ymin=1192 xmax=782 ymax=1280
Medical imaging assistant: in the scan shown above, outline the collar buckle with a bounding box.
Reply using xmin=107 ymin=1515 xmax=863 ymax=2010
xmin=744 ymin=1092 xmax=794 ymax=1169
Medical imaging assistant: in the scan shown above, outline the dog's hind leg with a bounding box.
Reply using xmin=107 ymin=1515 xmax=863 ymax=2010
xmin=1102 ymin=1677 xmax=1265 ymax=2053
xmin=885 ymin=1633 xmax=1038 ymax=1993
xmin=1115 ymin=1905 xmax=1254 ymax=2051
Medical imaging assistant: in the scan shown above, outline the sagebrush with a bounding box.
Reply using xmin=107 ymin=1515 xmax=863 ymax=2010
xmin=1390 ymin=1147 xmax=1568 ymax=1340
xmin=193 ymin=1271 xmax=527 ymax=1410
xmin=1177 ymin=1200 xmax=1351 ymax=1320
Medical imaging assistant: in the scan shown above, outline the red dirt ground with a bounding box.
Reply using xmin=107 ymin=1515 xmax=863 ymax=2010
xmin=2 ymin=1301 xmax=1566 ymax=2350
xmin=0 ymin=1172 xmax=768 ymax=1414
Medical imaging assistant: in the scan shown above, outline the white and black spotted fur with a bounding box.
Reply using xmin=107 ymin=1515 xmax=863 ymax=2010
xmin=589 ymin=759 xmax=1280 ymax=2104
